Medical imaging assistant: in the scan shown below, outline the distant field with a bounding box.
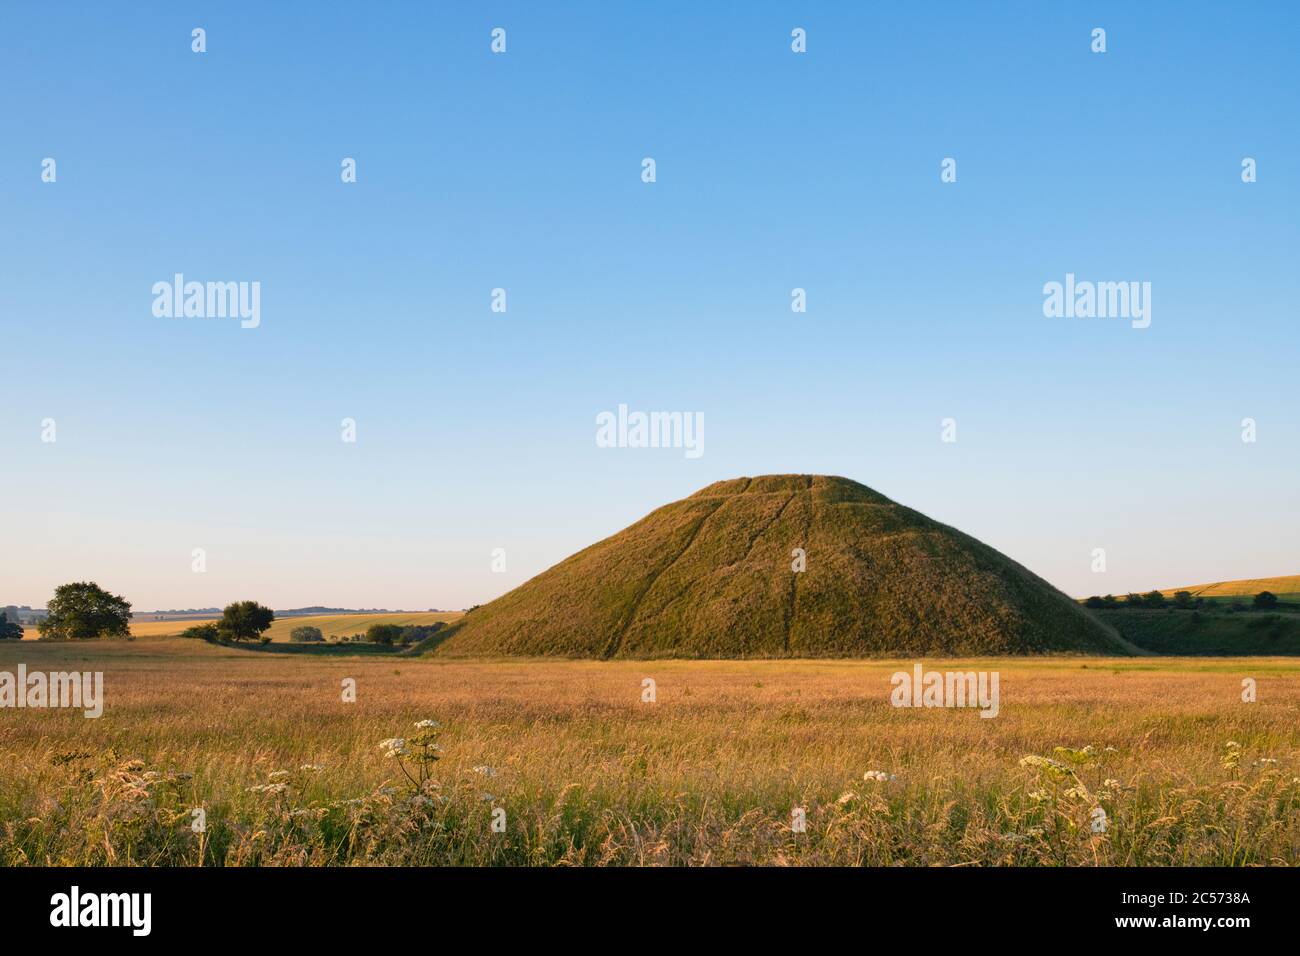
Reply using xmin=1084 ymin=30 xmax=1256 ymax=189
xmin=1158 ymin=575 xmax=1300 ymax=603
xmin=1 ymin=639 xmax=1297 ymax=866
xmin=22 ymin=611 xmax=462 ymax=642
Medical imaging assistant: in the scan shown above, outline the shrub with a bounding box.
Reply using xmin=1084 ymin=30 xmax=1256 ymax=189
xmin=1083 ymin=596 xmax=1105 ymax=609
xmin=181 ymin=622 xmax=221 ymax=642
xmin=290 ymin=626 xmax=325 ymax=643
xmin=1173 ymin=590 xmax=1193 ymax=609
xmin=1123 ymin=593 xmax=1144 ymax=607
xmin=1253 ymin=591 xmax=1279 ymax=610
xmin=1142 ymin=590 xmax=1166 ymax=608
xmin=0 ymin=611 xmax=22 ymax=640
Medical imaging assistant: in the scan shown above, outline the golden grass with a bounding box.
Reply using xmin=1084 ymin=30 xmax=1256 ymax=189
xmin=1 ymin=639 xmax=1297 ymax=865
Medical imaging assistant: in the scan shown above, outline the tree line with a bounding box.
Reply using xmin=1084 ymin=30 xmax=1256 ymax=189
xmin=1084 ymin=590 xmax=1282 ymax=611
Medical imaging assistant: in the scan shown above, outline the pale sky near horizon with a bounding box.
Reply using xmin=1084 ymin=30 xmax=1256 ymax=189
xmin=3 ymin=3 xmax=1297 ymax=611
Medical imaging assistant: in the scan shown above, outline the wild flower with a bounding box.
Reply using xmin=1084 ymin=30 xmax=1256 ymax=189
xmin=836 ymin=791 xmax=856 ymax=805
xmin=414 ymin=719 xmax=440 ymax=729
xmin=472 ymin=766 xmax=497 ymax=778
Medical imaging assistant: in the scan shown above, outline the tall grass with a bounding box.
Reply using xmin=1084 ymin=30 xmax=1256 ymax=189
xmin=1 ymin=640 xmax=1297 ymax=865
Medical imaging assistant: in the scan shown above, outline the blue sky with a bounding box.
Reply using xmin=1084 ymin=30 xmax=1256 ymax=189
xmin=3 ymin=2 xmax=1297 ymax=611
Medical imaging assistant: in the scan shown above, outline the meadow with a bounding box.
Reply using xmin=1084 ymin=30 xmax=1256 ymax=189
xmin=2 ymin=638 xmax=1297 ymax=866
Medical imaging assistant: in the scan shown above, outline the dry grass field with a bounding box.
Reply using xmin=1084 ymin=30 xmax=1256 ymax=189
xmin=2 ymin=638 xmax=1297 ymax=866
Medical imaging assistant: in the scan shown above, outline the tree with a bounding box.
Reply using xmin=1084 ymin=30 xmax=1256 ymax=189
xmin=181 ymin=622 xmax=221 ymax=642
xmin=1143 ymin=590 xmax=1167 ymax=608
xmin=0 ymin=612 xmax=22 ymax=640
xmin=217 ymin=601 xmax=275 ymax=642
xmin=290 ymin=625 xmax=325 ymax=643
xmin=1173 ymin=590 xmax=1194 ymax=609
xmin=37 ymin=582 xmax=131 ymax=640
xmin=1083 ymin=596 xmax=1105 ymax=609
xmin=366 ymin=623 xmax=404 ymax=645
xmin=1124 ymin=593 xmax=1144 ymax=607
xmin=1253 ymin=591 xmax=1279 ymax=610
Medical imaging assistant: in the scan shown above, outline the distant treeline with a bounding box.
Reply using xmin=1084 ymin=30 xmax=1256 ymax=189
xmin=1084 ymin=590 xmax=1288 ymax=611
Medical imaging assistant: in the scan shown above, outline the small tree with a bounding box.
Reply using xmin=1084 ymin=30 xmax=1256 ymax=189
xmin=366 ymin=623 xmax=404 ymax=645
xmin=38 ymin=581 xmax=132 ymax=640
xmin=290 ymin=625 xmax=325 ymax=643
xmin=0 ymin=612 xmax=22 ymax=640
xmin=1142 ymin=590 xmax=1166 ymax=608
xmin=217 ymin=601 xmax=275 ymax=642
xmin=1253 ymin=591 xmax=1279 ymax=610
xmin=1084 ymin=596 xmax=1105 ymax=609
xmin=1124 ymin=593 xmax=1144 ymax=607
xmin=1173 ymin=590 xmax=1194 ymax=609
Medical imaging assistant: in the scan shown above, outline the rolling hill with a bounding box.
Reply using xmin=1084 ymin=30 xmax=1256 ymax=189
xmin=428 ymin=475 xmax=1129 ymax=658
xmin=1157 ymin=575 xmax=1300 ymax=602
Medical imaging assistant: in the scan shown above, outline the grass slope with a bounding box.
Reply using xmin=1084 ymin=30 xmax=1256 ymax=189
xmin=435 ymin=475 xmax=1126 ymax=658
xmin=1100 ymin=609 xmax=1300 ymax=655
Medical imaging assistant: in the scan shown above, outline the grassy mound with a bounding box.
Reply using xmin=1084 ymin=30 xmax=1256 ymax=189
xmin=433 ymin=475 xmax=1127 ymax=658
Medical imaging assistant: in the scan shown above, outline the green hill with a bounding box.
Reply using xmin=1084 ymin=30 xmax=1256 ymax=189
xmin=429 ymin=475 xmax=1128 ymax=658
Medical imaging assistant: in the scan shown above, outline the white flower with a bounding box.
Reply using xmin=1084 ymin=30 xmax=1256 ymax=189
xmin=863 ymin=770 xmax=896 ymax=782
xmin=379 ymin=737 xmax=410 ymax=758
xmin=836 ymin=791 xmax=855 ymax=805
xmin=414 ymin=719 xmax=440 ymax=729
xmin=472 ymin=765 xmax=496 ymax=777
xmin=299 ymin=763 xmax=325 ymax=772
xmin=268 ymin=770 xmax=290 ymax=780
xmin=1027 ymin=789 xmax=1049 ymax=802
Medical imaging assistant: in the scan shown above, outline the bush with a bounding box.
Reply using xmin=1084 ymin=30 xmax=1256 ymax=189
xmin=290 ymin=626 xmax=325 ymax=643
xmin=1124 ymin=593 xmax=1144 ymax=607
xmin=1142 ymin=590 xmax=1166 ymax=608
xmin=1173 ymin=590 xmax=1193 ymax=609
xmin=1084 ymin=596 xmax=1105 ymax=609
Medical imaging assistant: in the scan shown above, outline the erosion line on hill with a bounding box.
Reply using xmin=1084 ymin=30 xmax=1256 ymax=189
xmin=601 ymin=497 xmax=730 ymax=659
xmin=782 ymin=488 xmax=812 ymax=655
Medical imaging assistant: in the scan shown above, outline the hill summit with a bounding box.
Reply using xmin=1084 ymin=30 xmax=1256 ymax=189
xmin=432 ymin=475 xmax=1127 ymax=658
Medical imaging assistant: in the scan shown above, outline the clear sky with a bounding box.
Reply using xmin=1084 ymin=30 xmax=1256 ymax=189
xmin=3 ymin=2 xmax=1297 ymax=611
